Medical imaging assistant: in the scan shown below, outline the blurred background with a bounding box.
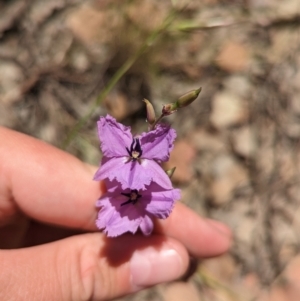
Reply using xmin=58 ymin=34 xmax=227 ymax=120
xmin=1 ymin=0 xmax=300 ymax=300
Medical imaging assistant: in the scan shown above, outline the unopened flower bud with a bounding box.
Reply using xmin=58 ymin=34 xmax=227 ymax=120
xmin=162 ymin=102 xmax=178 ymax=116
xmin=162 ymin=87 xmax=202 ymax=116
xmin=143 ymin=99 xmax=156 ymax=125
xmin=166 ymin=167 xmax=176 ymax=179
xmin=176 ymin=87 xmax=201 ymax=108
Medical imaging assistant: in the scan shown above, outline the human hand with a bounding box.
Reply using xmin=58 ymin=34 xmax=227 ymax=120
xmin=0 ymin=127 xmax=231 ymax=301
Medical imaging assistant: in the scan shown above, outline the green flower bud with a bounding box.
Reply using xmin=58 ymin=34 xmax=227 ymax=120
xmin=166 ymin=167 xmax=176 ymax=178
xmin=143 ymin=98 xmax=156 ymax=125
xmin=162 ymin=102 xmax=178 ymax=115
xmin=162 ymin=87 xmax=202 ymax=116
xmin=176 ymin=87 xmax=202 ymax=108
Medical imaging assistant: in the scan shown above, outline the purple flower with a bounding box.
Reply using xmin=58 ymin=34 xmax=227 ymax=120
xmin=93 ymin=115 xmax=176 ymax=190
xmin=96 ymin=180 xmax=181 ymax=237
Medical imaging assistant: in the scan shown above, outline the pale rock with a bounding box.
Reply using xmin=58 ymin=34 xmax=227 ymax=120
xmin=285 ymin=122 xmax=300 ymax=139
xmin=200 ymin=255 xmax=258 ymax=301
xmin=188 ymin=129 xmax=225 ymax=152
xmin=234 ymin=214 xmax=255 ymax=245
xmin=162 ymin=282 xmax=200 ymax=301
xmin=278 ymin=149 xmax=297 ymax=181
xmin=215 ymin=41 xmax=250 ymax=72
xmin=104 ymin=92 xmax=129 ymax=121
xmin=250 ymin=0 xmax=300 ymax=26
xmin=39 ymin=125 xmax=57 ymax=144
xmin=69 ymin=49 xmax=90 ymax=72
xmin=210 ymin=92 xmax=248 ymax=129
xmin=66 ymin=4 xmax=120 ymax=59
xmin=210 ymin=154 xmax=249 ymax=205
xmin=0 ymin=60 xmax=23 ymax=104
xmin=164 ymin=139 xmax=196 ymax=184
xmin=67 ymin=5 xmax=109 ymax=44
xmin=27 ymin=0 xmax=64 ymax=26
xmin=287 ymin=184 xmax=300 ymax=203
xmin=269 ymin=28 xmax=299 ymax=64
xmin=0 ymin=60 xmax=23 ymax=91
xmin=217 ymin=200 xmax=253 ymax=238
xmin=224 ymin=75 xmax=251 ymax=98
xmin=277 ymin=0 xmax=300 ymax=19
xmin=268 ymin=210 xmax=297 ymax=250
xmin=201 ymin=254 xmax=236 ymax=284
xmin=2 ymin=88 xmax=22 ymax=104
xmin=232 ymin=126 xmax=257 ymax=158
xmin=256 ymin=145 xmax=275 ymax=178
xmin=290 ymin=94 xmax=300 ymax=115
xmin=127 ymin=0 xmax=168 ymax=31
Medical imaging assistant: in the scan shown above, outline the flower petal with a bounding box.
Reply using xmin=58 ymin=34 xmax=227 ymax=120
xmin=97 ymin=115 xmax=132 ymax=157
xmin=94 ymin=157 xmax=172 ymax=190
xmin=139 ymin=215 xmax=154 ymax=236
xmin=103 ymin=217 xmax=141 ymax=237
xmin=95 ymin=197 xmax=119 ymax=230
xmin=113 ymin=159 xmax=173 ymax=190
xmin=145 ymin=188 xmax=181 ymax=218
xmin=94 ymin=156 xmax=148 ymax=189
xmin=140 ymin=159 xmax=173 ymax=190
xmin=95 ymin=180 xmax=180 ymax=237
xmin=93 ymin=156 xmax=128 ymax=182
xmin=96 ymin=192 xmax=145 ymax=237
xmin=140 ymin=123 xmax=176 ymax=161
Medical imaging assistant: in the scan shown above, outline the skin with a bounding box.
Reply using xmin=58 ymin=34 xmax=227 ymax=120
xmin=0 ymin=126 xmax=232 ymax=301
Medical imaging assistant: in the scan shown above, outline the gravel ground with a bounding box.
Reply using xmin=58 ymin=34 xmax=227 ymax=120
xmin=1 ymin=1 xmax=300 ymax=300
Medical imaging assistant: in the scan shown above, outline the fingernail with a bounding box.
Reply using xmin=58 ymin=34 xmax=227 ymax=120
xmin=130 ymin=243 xmax=183 ymax=290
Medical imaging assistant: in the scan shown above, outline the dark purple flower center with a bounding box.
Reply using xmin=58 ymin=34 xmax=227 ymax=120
xmin=126 ymin=138 xmax=143 ymax=161
xmin=121 ymin=189 xmax=142 ymax=206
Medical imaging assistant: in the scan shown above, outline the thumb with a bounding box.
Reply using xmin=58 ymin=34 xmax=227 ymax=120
xmin=1 ymin=232 xmax=189 ymax=301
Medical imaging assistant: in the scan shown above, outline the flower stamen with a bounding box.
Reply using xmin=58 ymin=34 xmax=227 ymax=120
xmin=121 ymin=189 xmax=142 ymax=206
xmin=126 ymin=138 xmax=143 ymax=161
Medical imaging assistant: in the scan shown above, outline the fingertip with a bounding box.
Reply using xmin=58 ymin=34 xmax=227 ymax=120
xmin=200 ymin=218 xmax=232 ymax=257
xmin=129 ymin=237 xmax=189 ymax=291
xmin=155 ymin=202 xmax=232 ymax=258
xmin=79 ymin=233 xmax=190 ymax=299
xmin=205 ymin=219 xmax=232 ymax=237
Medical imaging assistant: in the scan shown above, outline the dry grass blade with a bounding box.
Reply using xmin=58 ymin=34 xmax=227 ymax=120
xmin=61 ymin=9 xmax=179 ymax=149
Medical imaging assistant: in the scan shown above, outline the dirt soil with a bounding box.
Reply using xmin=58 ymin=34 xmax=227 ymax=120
xmin=1 ymin=1 xmax=300 ymax=300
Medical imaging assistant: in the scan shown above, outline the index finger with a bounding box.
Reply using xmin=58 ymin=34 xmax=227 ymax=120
xmin=0 ymin=126 xmax=103 ymax=230
xmin=0 ymin=127 xmax=231 ymax=257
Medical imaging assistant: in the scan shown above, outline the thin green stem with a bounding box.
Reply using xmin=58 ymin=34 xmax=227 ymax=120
xmin=149 ymin=113 xmax=165 ymax=131
xmin=61 ymin=9 xmax=178 ymax=149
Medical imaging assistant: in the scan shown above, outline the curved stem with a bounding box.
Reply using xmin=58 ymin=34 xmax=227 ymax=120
xmin=61 ymin=9 xmax=178 ymax=149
